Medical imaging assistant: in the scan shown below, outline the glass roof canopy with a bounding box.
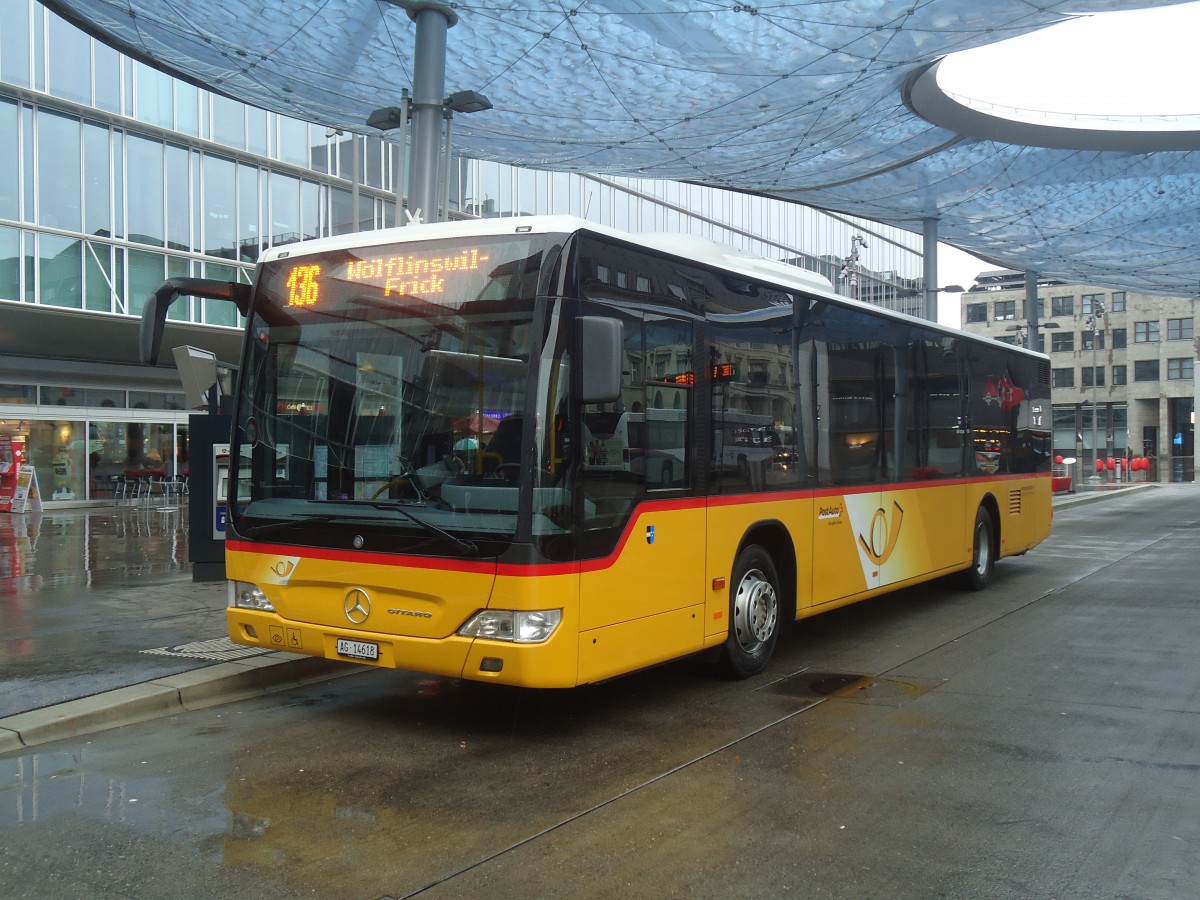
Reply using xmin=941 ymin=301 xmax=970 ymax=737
xmin=44 ymin=0 xmax=1200 ymax=296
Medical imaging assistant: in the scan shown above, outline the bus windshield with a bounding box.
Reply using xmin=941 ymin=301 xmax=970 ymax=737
xmin=229 ymin=233 xmax=561 ymax=556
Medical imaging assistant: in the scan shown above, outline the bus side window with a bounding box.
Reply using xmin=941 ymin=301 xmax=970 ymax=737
xmin=642 ymin=314 xmax=690 ymax=490
xmin=644 ymin=388 xmax=687 ymax=489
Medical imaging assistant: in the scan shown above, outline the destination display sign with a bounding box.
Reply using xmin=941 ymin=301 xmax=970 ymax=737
xmin=280 ymin=246 xmax=493 ymax=309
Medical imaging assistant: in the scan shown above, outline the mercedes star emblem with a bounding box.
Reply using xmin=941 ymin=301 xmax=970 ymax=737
xmin=343 ymin=588 xmax=371 ymax=624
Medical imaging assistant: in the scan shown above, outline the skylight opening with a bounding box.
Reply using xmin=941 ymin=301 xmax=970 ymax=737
xmin=934 ymin=2 xmax=1200 ymax=135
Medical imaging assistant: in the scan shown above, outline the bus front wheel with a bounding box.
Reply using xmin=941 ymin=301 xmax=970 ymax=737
xmin=720 ymin=545 xmax=781 ymax=679
xmin=964 ymin=506 xmax=995 ymax=591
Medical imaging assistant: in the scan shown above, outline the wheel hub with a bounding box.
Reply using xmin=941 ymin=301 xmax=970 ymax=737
xmin=734 ymin=569 xmax=778 ymax=648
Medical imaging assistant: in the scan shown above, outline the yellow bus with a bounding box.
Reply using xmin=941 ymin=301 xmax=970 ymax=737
xmin=175 ymin=216 xmax=1053 ymax=686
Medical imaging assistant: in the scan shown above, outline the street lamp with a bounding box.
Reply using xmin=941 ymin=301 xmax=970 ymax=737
xmin=1007 ymin=320 xmax=1057 ymax=351
xmin=368 ymin=85 xmax=492 ymax=226
xmin=1084 ymin=299 xmax=1106 ymax=481
xmin=366 ymin=3 xmax=494 ymax=226
xmin=925 ymin=283 xmax=964 ymax=321
xmin=839 ymin=234 xmax=869 ymax=299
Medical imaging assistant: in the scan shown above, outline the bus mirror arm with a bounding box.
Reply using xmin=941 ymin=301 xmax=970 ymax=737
xmin=579 ymin=316 xmax=623 ymax=404
xmin=139 ymin=278 xmax=253 ymax=365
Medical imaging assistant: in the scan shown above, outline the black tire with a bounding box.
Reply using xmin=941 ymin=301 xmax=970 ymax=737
xmin=964 ymin=506 xmax=995 ymax=591
xmin=719 ymin=545 xmax=781 ymax=679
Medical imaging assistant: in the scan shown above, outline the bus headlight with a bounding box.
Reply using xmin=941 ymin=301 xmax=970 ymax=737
xmin=228 ymin=581 xmax=275 ymax=612
xmin=458 ymin=609 xmax=562 ymax=643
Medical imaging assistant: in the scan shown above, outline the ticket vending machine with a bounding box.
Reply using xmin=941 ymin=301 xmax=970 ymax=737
xmin=188 ymin=409 xmax=232 ymax=581
xmin=173 ymin=345 xmax=234 ymax=582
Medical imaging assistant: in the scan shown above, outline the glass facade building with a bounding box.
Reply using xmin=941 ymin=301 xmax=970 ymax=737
xmin=0 ymin=0 xmax=925 ymax=505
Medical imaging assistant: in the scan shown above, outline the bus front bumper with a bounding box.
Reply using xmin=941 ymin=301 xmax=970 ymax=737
xmin=226 ymin=608 xmax=578 ymax=688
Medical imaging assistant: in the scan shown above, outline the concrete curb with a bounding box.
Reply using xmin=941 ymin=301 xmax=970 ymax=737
xmin=1053 ymin=482 xmax=1156 ymax=510
xmin=0 ymin=654 xmax=357 ymax=755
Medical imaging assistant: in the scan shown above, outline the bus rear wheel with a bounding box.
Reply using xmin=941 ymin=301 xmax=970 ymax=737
xmin=964 ymin=506 xmax=994 ymax=591
xmin=720 ymin=545 xmax=781 ymax=679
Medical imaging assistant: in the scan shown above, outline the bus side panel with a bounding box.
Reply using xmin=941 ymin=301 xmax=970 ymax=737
xmin=811 ymin=489 xmax=876 ymax=606
xmin=578 ymin=503 xmax=706 ymax=645
xmin=705 ymin=494 xmax=814 ymax=639
xmin=874 ymin=482 xmax=967 ymax=587
xmin=462 ymin=570 xmax=582 ymax=688
xmin=992 ymin=475 xmax=1053 ymax=557
xmin=578 ymin=606 xmax=706 ymax=685
xmin=813 ymin=482 xmax=972 ymax=608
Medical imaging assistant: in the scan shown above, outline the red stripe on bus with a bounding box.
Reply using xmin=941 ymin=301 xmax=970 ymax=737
xmin=227 ymin=472 xmax=1049 ymax=577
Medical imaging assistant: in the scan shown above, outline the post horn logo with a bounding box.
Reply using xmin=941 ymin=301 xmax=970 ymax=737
xmin=858 ymin=501 xmax=905 ymax=566
xmin=343 ymin=589 xmax=371 ymax=625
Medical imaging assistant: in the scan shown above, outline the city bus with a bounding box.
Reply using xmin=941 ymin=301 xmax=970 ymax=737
xmin=146 ymin=215 xmax=1052 ymax=687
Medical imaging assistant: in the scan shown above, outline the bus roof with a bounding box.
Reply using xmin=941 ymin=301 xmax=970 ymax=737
xmin=257 ymin=215 xmax=1048 ymax=362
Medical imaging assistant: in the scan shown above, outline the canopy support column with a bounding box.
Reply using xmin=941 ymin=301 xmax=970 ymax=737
xmin=922 ymin=218 xmax=939 ymax=322
xmin=405 ymin=2 xmax=456 ymax=225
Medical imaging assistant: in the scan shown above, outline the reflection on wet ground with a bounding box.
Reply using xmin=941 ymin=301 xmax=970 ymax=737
xmin=0 ymin=506 xmax=191 ymax=594
xmin=0 ymin=505 xmax=232 ymax=718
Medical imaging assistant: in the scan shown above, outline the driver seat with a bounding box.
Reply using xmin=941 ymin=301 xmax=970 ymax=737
xmin=483 ymin=416 xmax=522 ymax=474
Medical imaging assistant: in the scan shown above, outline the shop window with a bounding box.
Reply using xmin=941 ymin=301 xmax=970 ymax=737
xmin=0 ymin=383 xmax=35 ymax=403
xmin=84 ymin=388 xmax=125 ymax=407
xmin=41 ymin=385 xmax=82 ymax=406
xmin=128 ymin=390 xmax=185 ymax=410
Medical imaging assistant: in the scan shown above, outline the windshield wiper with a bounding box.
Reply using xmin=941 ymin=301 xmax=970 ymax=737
xmin=366 ymin=502 xmax=479 ymax=556
xmin=241 ymin=514 xmax=340 ymax=538
xmin=240 ymin=506 xmax=479 ymax=556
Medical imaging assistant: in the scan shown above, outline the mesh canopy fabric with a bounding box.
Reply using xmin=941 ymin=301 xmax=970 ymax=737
xmin=44 ymin=0 xmax=1200 ymax=295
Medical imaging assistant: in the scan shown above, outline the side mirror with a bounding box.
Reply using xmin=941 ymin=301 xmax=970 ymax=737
xmin=579 ymin=316 xmax=622 ymax=404
xmin=140 ymin=278 xmax=252 ymax=365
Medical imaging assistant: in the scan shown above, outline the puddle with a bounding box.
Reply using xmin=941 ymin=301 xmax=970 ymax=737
xmin=767 ymin=670 xmax=946 ymax=707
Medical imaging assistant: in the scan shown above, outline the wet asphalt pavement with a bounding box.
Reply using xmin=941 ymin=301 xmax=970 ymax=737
xmin=0 ymin=483 xmax=1197 ymax=899
xmin=0 ymin=503 xmax=229 ymax=718
xmin=0 ymin=483 xmax=1172 ymax=727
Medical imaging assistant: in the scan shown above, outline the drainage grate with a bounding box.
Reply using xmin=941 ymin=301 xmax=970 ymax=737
xmin=142 ymin=637 xmax=269 ymax=661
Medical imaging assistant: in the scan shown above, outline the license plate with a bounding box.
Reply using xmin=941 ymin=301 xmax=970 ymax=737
xmin=336 ymin=638 xmax=379 ymax=661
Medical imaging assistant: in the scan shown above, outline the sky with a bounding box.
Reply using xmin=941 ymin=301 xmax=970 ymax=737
xmin=932 ymin=0 xmax=1200 ymax=325
xmin=937 ymin=244 xmax=990 ymax=325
